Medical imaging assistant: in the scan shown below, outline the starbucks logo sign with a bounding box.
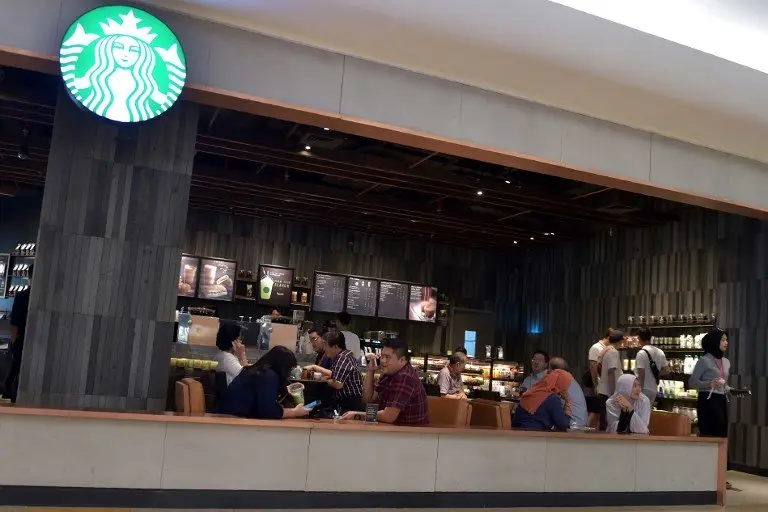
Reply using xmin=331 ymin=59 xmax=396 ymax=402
xmin=60 ymin=6 xmax=186 ymax=123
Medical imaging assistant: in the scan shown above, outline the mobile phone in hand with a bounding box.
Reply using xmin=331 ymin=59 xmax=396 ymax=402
xmin=303 ymin=400 xmax=321 ymax=411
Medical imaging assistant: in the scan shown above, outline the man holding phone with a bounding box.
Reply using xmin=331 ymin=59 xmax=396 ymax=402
xmin=342 ymin=338 xmax=429 ymax=425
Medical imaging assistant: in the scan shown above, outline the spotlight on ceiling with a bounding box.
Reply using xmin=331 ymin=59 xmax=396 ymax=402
xmin=323 ymin=127 xmax=330 ymax=131
xmin=304 ymin=145 xmax=311 ymax=151
xmin=504 ymin=180 xmax=511 ymax=184
xmin=476 ymin=190 xmax=483 ymax=196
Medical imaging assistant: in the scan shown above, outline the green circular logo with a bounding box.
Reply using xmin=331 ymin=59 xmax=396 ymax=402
xmin=60 ymin=6 xmax=186 ymax=123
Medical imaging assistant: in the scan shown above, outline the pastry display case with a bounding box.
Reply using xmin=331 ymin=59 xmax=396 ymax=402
xmin=423 ymin=355 xmax=491 ymax=392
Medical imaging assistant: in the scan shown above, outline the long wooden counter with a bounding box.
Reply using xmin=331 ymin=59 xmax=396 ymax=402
xmin=0 ymin=406 xmax=726 ymax=508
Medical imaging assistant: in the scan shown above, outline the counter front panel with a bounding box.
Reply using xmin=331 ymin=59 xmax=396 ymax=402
xmin=0 ymin=407 xmax=724 ymax=509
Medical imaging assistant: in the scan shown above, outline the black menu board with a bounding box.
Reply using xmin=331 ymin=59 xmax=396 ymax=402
xmin=312 ymin=272 xmax=346 ymax=313
xmin=346 ymin=277 xmax=379 ymax=317
xmin=177 ymin=255 xmax=199 ymax=297
xmin=408 ymin=285 xmax=438 ymax=323
xmin=377 ymin=281 xmax=409 ymax=320
xmin=257 ymin=264 xmax=294 ymax=307
xmin=198 ymin=257 xmax=236 ymax=301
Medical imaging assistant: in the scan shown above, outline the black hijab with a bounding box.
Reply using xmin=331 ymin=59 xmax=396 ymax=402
xmin=701 ymin=329 xmax=725 ymax=359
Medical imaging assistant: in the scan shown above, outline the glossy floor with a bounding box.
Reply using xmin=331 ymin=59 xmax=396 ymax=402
xmin=0 ymin=472 xmax=766 ymax=511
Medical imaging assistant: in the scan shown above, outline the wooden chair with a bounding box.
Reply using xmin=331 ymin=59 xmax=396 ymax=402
xmin=181 ymin=378 xmax=206 ymax=416
xmin=427 ymin=396 xmax=472 ymax=428
xmin=649 ymin=410 xmax=692 ymax=436
xmin=469 ymin=399 xmax=513 ymax=429
xmin=174 ymin=380 xmax=190 ymax=414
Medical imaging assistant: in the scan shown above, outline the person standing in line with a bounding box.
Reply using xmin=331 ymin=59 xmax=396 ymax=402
xmin=4 ymin=264 xmax=32 ymax=403
xmin=596 ymin=330 xmax=625 ymax=430
xmin=521 ymin=350 xmax=550 ymax=391
xmin=549 ymin=357 xmax=588 ymax=428
xmin=335 ymin=312 xmax=361 ymax=361
xmin=437 ymin=353 xmax=467 ymax=399
xmin=585 ymin=328 xmax=613 ymax=427
xmin=689 ymin=329 xmax=730 ymax=436
xmin=689 ymin=328 xmax=732 ymax=489
xmin=634 ymin=327 xmax=669 ymax=405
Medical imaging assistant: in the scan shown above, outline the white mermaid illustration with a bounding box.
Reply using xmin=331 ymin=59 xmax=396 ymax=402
xmin=60 ymin=8 xmax=186 ymax=123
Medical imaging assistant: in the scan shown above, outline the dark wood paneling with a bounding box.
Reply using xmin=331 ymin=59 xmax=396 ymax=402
xmin=17 ymin=92 xmax=198 ymax=412
xmin=183 ymin=209 xmax=523 ymax=353
xmin=519 ymin=207 xmax=768 ymax=470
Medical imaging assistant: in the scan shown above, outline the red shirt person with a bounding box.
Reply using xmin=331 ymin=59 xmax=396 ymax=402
xmin=342 ymin=338 xmax=429 ymax=425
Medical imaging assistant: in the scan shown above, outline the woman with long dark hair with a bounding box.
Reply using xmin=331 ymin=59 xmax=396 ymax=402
xmin=689 ymin=329 xmax=730 ymax=438
xmin=218 ymin=346 xmax=309 ymax=419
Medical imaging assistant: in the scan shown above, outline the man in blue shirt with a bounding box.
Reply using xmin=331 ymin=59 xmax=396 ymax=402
xmin=549 ymin=356 xmax=588 ymax=428
xmin=521 ymin=350 xmax=550 ymax=391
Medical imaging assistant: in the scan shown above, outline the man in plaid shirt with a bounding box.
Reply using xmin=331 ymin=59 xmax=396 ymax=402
xmin=320 ymin=330 xmax=364 ymax=411
xmin=343 ymin=338 xmax=429 ymax=425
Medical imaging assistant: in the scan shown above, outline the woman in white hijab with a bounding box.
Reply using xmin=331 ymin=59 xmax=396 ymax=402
xmin=606 ymin=374 xmax=650 ymax=434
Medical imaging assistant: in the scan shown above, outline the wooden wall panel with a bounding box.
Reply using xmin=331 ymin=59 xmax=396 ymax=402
xmin=17 ymin=93 xmax=198 ymax=412
xmin=183 ymin=209 xmax=523 ymax=353
xmin=519 ymin=207 xmax=768 ymax=471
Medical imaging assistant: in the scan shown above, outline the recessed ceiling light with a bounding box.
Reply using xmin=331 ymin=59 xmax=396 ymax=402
xmin=530 ymin=237 xmax=534 ymax=240
xmin=505 ymin=180 xmax=511 ymax=184
xmin=513 ymin=241 xmax=518 ymax=245
xmin=476 ymin=190 xmax=483 ymax=196
xmin=305 ymin=145 xmax=311 ymax=151
xmin=323 ymin=127 xmax=330 ymax=131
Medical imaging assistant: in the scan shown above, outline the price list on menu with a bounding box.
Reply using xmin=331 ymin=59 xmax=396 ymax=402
xmin=346 ymin=277 xmax=379 ymax=317
xmin=377 ymin=281 xmax=408 ymax=319
xmin=313 ymin=273 xmax=347 ymax=313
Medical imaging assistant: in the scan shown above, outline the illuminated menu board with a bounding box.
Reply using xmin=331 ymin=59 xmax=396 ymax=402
xmin=312 ymin=272 xmax=347 ymax=313
xmin=408 ymin=285 xmax=438 ymax=323
xmin=258 ymin=264 xmax=294 ymax=307
xmin=346 ymin=277 xmax=379 ymax=317
xmin=377 ymin=281 xmax=409 ymax=320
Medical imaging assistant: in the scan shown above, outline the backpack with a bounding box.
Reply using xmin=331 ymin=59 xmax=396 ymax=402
xmin=641 ymin=348 xmax=661 ymax=384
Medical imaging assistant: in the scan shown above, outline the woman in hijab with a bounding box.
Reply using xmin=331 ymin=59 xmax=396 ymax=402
xmin=606 ymin=374 xmax=650 ymax=434
xmin=512 ymin=369 xmax=572 ymax=431
xmin=689 ymin=329 xmax=730 ymax=437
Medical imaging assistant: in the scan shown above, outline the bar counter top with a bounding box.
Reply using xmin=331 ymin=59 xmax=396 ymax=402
xmin=0 ymin=404 xmax=724 ymax=444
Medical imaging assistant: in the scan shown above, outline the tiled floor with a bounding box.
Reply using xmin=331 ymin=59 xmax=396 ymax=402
xmin=1 ymin=471 xmax=766 ymax=511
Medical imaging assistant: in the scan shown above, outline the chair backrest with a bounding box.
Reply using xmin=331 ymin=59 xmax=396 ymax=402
xmin=174 ymin=380 xmax=190 ymax=415
xmin=181 ymin=377 xmax=206 ymax=416
xmin=649 ymin=410 xmax=691 ymax=437
xmin=427 ymin=396 xmax=472 ymax=428
xmin=469 ymin=400 xmax=503 ymax=428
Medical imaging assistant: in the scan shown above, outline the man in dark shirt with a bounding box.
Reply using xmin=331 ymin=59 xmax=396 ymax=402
xmin=343 ymin=338 xmax=429 ymax=425
xmin=4 ymin=264 xmax=32 ymax=402
xmin=309 ymin=328 xmax=332 ymax=370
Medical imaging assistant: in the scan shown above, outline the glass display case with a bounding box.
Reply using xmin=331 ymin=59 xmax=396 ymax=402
xmin=423 ymin=355 xmax=491 ymax=392
xmin=489 ymin=360 xmax=524 ymax=399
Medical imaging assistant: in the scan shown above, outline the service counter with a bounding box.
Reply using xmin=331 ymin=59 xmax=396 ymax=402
xmin=0 ymin=406 xmax=725 ymax=509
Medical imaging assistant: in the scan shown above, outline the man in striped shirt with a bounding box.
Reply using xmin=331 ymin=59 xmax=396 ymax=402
xmin=323 ymin=330 xmax=364 ymax=412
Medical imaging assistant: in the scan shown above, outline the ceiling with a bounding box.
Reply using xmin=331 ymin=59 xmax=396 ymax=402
xmin=0 ymin=66 xmax=685 ymax=250
xmin=138 ymin=0 xmax=768 ymax=165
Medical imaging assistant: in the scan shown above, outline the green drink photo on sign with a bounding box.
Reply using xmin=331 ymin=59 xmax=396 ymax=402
xmin=59 ymin=6 xmax=187 ymax=123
